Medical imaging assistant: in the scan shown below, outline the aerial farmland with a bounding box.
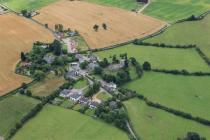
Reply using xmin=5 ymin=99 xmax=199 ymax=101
xmin=0 ymin=0 xmax=210 ymax=140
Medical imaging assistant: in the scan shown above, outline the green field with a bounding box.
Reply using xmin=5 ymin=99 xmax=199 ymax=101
xmin=123 ymin=72 xmax=210 ymax=120
xmin=143 ymin=0 xmax=210 ymax=22
xmin=28 ymin=73 xmax=66 ymax=97
xmin=85 ymin=0 xmax=142 ymax=10
xmin=0 ymin=94 xmax=39 ymax=137
xmin=0 ymin=0 xmax=57 ymax=12
xmin=73 ymin=79 xmax=88 ymax=89
xmin=12 ymin=105 xmax=129 ymax=140
xmin=96 ymin=91 xmax=112 ymax=101
xmin=95 ymin=44 xmax=210 ymax=72
xmin=124 ymin=98 xmax=210 ymax=140
xmin=146 ymin=14 xmax=210 ymax=60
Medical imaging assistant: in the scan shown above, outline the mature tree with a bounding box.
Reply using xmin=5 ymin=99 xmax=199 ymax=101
xmin=50 ymin=40 xmax=62 ymax=56
xmin=33 ymin=70 xmax=45 ymax=81
xmin=177 ymin=132 xmax=206 ymax=140
xmin=20 ymin=52 xmax=27 ymax=62
xmin=93 ymin=24 xmax=99 ymax=31
xmin=102 ymin=23 xmax=107 ymax=30
xmin=143 ymin=61 xmax=151 ymax=71
xmin=94 ymin=66 xmax=103 ymax=75
xmin=99 ymin=58 xmax=109 ymax=68
xmin=80 ymin=61 xmax=89 ymax=69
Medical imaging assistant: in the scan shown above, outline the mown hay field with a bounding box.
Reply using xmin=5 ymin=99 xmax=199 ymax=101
xmin=33 ymin=0 xmax=166 ymax=49
xmin=124 ymin=72 xmax=210 ymax=120
xmin=12 ymin=105 xmax=129 ymax=140
xmin=143 ymin=0 xmax=210 ymax=22
xmin=0 ymin=94 xmax=40 ymax=137
xmin=146 ymin=14 xmax=210 ymax=59
xmin=95 ymin=44 xmax=210 ymax=72
xmin=28 ymin=73 xmax=66 ymax=97
xmin=124 ymin=98 xmax=210 ymax=140
xmin=0 ymin=13 xmax=54 ymax=96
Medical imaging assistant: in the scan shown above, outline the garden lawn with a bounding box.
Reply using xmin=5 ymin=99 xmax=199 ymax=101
xmin=143 ymin=0 xmax=210 ymax=22
xmin=96 ymin=91 xmax=112 ymax=101
xmin=28 ymin=73 xmax=66 ymax=97
xmin=124 ymin=98 xmax=210 ymax=140
xmin=85 ymin=0 xmax=142 ymax=10
xmin=123 ymin=72 xmax=210 ymax=120
xmin=0 ymin=94 xmax=39 ymax=137
xmin=95 ymin=44 xmax=210 ymax=72
xmin=12 ymin=105 xmax=129 ymax=140
xmin=73 ymin=79 xmax=88 ymax=89
xmin=146 ymin=14 xmax=210 ymax=59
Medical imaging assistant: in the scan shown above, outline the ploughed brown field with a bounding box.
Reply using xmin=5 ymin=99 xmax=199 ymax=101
xmin=34 ymin=0 xmax=166 ymax=49
xmin=0 ymin=13 xmax=54 ymax=96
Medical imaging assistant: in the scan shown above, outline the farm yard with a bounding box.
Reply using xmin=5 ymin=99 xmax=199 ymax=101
xmin=12 ymin=105 xmax=129 ymax=140
xmin=0 ymin=94 xmax=40 ymax=137
xmin=0 ymin=13 xmax=54 ymax=96
xmin=95 ymin=44 xmax=210 ymax=72
xmin=123 ymin=72 xmax=210 ymax=120
xmin=28 ymin=73 xmax=66 ymax=97
xmin=0 ymin=0 xmax=58 ymax=12
xmin=146 ymin=14 xmax=210 ymax=59
xmin=85 ymin=0 xmax=143 ymax=10
xmin=124 ymin=98 xmax=210 ymax=140
xmin=143 ymin=0 xmax=210 ymax=22
xmin=33 ymin=0 xmax=166 ymax=49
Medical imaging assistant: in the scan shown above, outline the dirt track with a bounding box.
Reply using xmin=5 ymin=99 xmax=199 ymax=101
xmin=34 ymin=0 xmax=166 ymax=49
xmin=0 ymin=13 xmax=54 ymax=96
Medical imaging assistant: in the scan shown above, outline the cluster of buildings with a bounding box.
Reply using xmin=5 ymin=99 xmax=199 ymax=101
xmin=59 ymin=88 xmax=100 ymax=109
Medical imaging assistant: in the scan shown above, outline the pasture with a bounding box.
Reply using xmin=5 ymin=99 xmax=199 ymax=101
xmin=12 ymin=105 xmax=129 ymax=140
xmin=0 ymin=0 xmax=57 ymax=12
xmin=124 ymin=98 xmax=210 ymax=140
xmin=95 ymin=44 xmax=210 ymax=72
xmin=146 ymin=14 xmax=210 ymax=59
xmin=33 ymin=0 xmax=166 ymax=49
xmin=28 ymin=73 xmax=66 ymax=97
xmin=143 ymin=0 xmax=210 ymax=22
xmin=0 ymin=13 xmax=54 ymax=96
xmin=85 ymin=0 xmax=142 ymax=10
xmin=124 ymin=72 xmax=210 ymax=120
xmin=0 ymin=94 xmax=39 ymax=137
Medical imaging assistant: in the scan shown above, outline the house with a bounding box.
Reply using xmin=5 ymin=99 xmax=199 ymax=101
xmin=66 ymin=70 xmax=79 ymax=80
xmin=69 ymin=62 xmax=80 ymax=70
xmin=59 ymin=89 xmax=71 ymax=98
xmin=87 ymin=63 xmax=99 ymax=72
xmin=89 ymin=101 xmax=100 ymax=109
xmin=108 ymin=59 xmax=125 ymax=72
xmin=79 ymin=97 xmax=90 ymax=105
xmin=75 ymin=54 xmax=89 ymax=63
xmin=69 ymin=93 xmax=82 ymax=102
xmin=68 ymin=31 xmax=77 ymax=37
xmin=101 ymin=81 xmax=117 ymax=93
xmin=0 ymin=136 xmax=4 ymax=140
xmin=89 ymin=54 xmax=98 ymax=63
xmin=109 ymin=101 xmax=118 ymax=109
xmin=43 ymin=55 xmax=55 ymax=64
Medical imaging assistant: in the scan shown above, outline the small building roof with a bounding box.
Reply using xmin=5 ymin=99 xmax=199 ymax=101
xmin=90 ymin=101 xmax=100 ymax=107
xmin=60 ymin=89 xmax=71 ymax=95
xmin=69 ymin=93 xmax=81 ymax=99
xmin=43 ymin=55 xmax=55 ymax=64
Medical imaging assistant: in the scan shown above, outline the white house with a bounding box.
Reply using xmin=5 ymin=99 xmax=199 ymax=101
xmin=69 ymin=93 xmax=82 ymax=102
xmin=59 ymin=89 xmax=71 ymax=98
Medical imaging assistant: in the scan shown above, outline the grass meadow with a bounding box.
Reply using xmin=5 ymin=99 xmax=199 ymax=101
xmin=143 ymin=0 xmax=210 ymax=22
xmin=12 ymin=105 xmax=129 ymax=140
xmin=28 ymin=73 xmax=66 ymax=97
xmin=124 ymin=98 xmax=210 ymax=140
xmin=85 ymin=0 xmax=142 ymax=10
xmin=123 ymin=72 xmax=210 ymax=120
xmin=0 ymin=94 xmax=39 ymax=137
xmin=0 ymin=0 xmax=57 ymax=11
xmin=146 ymin=14 xmax=210 ymax=59
xmin=95 ymin=44 xmax=210 ymax=72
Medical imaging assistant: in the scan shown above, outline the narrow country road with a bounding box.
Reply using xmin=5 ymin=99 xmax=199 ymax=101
xmin=126 ymin=120 xmax=138 ymax=140
xmin=137 ymin=0 xmax=151 ymax=13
